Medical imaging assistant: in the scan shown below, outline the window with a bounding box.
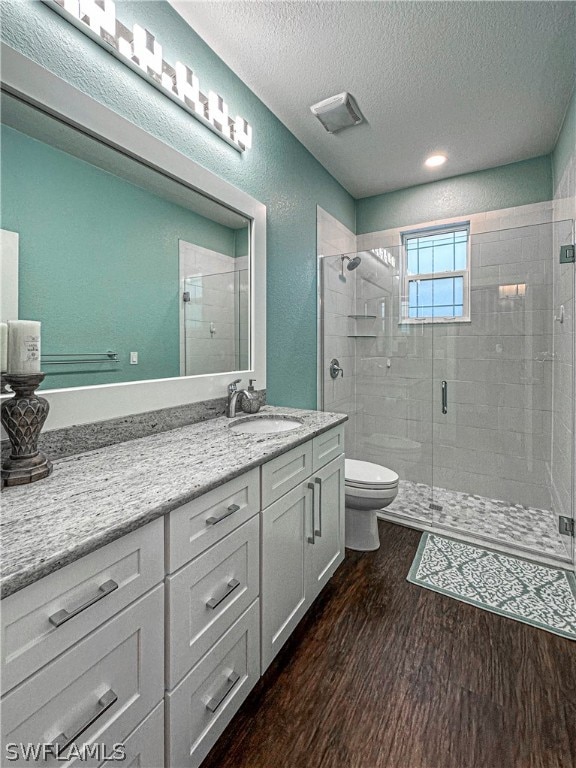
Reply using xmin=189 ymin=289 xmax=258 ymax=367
xmin=401 ymin=225 xmax=470 ymax=322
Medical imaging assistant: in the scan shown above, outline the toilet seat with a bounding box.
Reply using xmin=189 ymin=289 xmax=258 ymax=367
xmin=345 ymin=459 xmax=399 ymax=490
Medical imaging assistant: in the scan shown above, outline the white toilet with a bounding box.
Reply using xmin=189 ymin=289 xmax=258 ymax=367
xmin=345 ymin=459 xmax=399 ymax=551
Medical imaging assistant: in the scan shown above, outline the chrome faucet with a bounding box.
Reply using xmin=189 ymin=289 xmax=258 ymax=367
xmin=226 ymin=378 xmax=254 ymax=418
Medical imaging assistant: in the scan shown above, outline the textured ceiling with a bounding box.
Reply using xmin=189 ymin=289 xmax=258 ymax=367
xmin=170 ymin=0 xmax=576 ymax=198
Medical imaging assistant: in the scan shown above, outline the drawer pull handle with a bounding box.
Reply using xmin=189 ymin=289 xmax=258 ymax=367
xmin=206 ymin=578 xmax=241 ymax=609
xmin=52 ymin=689 xmax=118 ymax=750
xmin=206 ymin=504 xmax=240 ymax=526
xmin=206 ymin=670 xmax=240 ymax=713
xmin=49 ymin=580 xmax=118 ymax=627
xmin=307 ymin=482 xmax=316 ymax=544
xmin=314 ymin=477 xmax=323 ymax=537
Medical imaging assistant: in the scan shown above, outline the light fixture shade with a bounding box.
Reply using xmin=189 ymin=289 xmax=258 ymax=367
xmin=310 ymin=92 xmax=364 ymax=134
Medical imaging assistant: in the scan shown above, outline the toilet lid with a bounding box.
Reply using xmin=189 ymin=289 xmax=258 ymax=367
xmin=345 ymin=459 xmax=399 ymax=489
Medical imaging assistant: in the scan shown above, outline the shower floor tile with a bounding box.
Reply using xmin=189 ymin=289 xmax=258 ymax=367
xmin=389 ymin=480 xmax=569 ymax=561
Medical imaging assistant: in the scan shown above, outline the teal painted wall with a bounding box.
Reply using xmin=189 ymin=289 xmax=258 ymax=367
xmin=0 ymin=1 xmax=355 ymax=409
xmin=1 ymin=125 xmax=239 ymax=389
xmin=356 ymin=155 xmax=553 ymax=234
xmin=552 ymin=87 xmax=576 ymax=194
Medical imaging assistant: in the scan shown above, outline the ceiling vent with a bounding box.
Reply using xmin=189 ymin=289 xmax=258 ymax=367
xmin=310 ymin=92 xmax=364 ymax=134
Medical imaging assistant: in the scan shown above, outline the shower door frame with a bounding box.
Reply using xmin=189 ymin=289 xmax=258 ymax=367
xmin=318 ymin=221 xmax=576 ymax=570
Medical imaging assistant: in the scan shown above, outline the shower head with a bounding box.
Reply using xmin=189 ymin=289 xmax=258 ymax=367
xmin=341 ymin=254 xmax=362 ymax=273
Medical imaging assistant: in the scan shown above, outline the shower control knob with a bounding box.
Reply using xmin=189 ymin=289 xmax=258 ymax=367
xmin=330 ymin=359 xmax=344 ymax=379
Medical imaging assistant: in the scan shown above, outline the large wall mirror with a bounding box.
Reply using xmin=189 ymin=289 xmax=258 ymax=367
xmin=1 ymin=90 xmax=251 ymax=390
xmin=0 ymin=46 xmax=266 ymax=431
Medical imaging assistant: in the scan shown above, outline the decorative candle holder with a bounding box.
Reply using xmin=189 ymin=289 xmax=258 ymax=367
xmin=1 ymin=372 xmax=52 ymax=487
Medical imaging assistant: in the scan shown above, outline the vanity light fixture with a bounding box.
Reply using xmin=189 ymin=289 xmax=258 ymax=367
xmin=425 ymin=154 xmax=447 ymax=168
xmin=42 ymin=0 xmax=252 ymax=152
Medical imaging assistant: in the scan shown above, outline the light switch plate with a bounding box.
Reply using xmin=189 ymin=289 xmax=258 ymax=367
xmin=130 ymin=352 xmax=138 ymax=364
xmin=560 ymin=244 xmax=575 ymax=264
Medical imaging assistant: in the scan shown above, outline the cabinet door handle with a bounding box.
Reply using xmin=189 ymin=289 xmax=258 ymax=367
xmin=314 ymin=477 xmax=323 ymax=537
xmin=206 ymin=578 xmax=241 ymax=609
xmin=206 ymin=503 xmax=240 ymax=526
xmin=307 ymin=482 xmax=316 ymax=544
xmin=206 ymin=670 xmax=240 ymax=713
xmin=52 ymin=689 xmax=117 ymax=750
xmin=48 ymin=580 xmax=118 ymax=627
xmin=441 ymin=380 xmax=448 ymax=414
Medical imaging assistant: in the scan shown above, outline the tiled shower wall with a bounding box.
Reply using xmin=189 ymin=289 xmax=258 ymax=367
xmin=332 ymin=202 xmax=561 ymax=511
xmin=552 ymin=133 xmax=576 ymax=558
xmin=317 ymin=207 xmax=357 ymax=455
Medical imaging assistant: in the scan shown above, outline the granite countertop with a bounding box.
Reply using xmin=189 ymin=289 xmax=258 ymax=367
xmin=0 ymin=406 xmax=347 ymax=599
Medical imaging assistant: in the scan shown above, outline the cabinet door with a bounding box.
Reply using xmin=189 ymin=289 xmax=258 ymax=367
xmin=308 ymin=454 xmax=345 ymax=603
xmin=261 ymin=481 xmax=314 ymax=671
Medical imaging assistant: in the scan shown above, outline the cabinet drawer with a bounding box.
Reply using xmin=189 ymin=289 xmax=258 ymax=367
xmin=99 ymin=703 xmax=164 ymax=768
xmin=261 ymin=441 xmax=313 ymax=507
xmin=1 ymin=519 xmax=164 ymax=695
xmin=166 ymin=599 xmax=260 ymax=768
xmin=167 ymin=469 xmax=260 ymax=573
xmin=312 ymin=425 xmax=345 ymax=472
xmin=1 ymin=586 xmax=164 ymax=765
xmin=166 ymin=516 xmax=260 ymax=689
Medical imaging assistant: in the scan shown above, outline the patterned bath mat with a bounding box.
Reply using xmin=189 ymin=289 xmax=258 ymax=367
xmin=407 ymin=533 xmax=576 ymax=640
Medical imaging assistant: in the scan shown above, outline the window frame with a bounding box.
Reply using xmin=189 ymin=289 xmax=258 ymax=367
xmin=400 ymin=223 xmax=471 ymax=324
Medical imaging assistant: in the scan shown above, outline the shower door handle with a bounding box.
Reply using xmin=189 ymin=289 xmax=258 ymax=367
xmin=441 ymin=381 xmax=448 ymax=414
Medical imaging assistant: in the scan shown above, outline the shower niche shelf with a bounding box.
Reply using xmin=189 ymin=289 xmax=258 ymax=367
xmin=348 ymin=313 xmax=377 ymax=337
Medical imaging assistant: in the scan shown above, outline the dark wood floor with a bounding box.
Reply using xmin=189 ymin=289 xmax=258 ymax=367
xmin=202 ymin=521 xmax=576 ymax=768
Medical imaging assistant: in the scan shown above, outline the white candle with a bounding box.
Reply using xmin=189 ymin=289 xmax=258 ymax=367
xmin=7 ymin=320 xmax=41 ymax=374
xmin=0 ymin=323 xmax=7 ymax=372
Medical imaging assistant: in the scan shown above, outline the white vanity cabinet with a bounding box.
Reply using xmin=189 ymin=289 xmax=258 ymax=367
xmin=1 ymin=419 xmax=345 ymax=768
xmin=261 ymin=427 xmax=345 ymax=671
xmin=0 ymin=522 xmax=165 ymax=768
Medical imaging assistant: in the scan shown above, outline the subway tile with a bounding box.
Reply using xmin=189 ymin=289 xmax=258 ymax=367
xmin=478 ymin=238 xmax=522 ymax=267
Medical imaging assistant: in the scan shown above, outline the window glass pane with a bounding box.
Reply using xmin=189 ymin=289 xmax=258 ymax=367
xmin=453 ymin=305 xmax=464 ymax=317
xmin=454 ymin=241 xmax=467 ymax=270
xmin=407 ymin=252 xmax=419 ymax=275
xmin=454 ymin=276 xmax=464 ymax=304
xmin=431 ymin=305 xmax=456 ymax=318
xmin=418 ymin=246 xmax=433 ymax=274
xmin=432 ymin=277 xmax=454 ymax=306
xmin=429 ymin=232 xmax=453 ymax=245
xmin=418 ymin=280 xmax=432 ymax=306
xmin=408 ymin=281 xmax=417 ymax=304
xmin=433 ymin=244 xmax=454 ymax=273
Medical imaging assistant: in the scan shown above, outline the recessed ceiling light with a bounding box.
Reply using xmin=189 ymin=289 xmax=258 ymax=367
xmin=425 ymin=154 xmax=447 ymax=168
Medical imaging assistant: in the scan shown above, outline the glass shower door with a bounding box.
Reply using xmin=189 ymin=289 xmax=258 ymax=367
xmin=430 ymin=219 xmax=575 ymax=564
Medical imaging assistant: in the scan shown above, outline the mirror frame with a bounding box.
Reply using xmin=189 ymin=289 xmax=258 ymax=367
xmin=0 ymin=44 xmax=266 ymax=431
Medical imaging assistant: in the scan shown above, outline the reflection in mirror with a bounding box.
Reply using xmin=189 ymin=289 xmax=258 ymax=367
xmin=0 ymin=91 xmax=251 ymax=390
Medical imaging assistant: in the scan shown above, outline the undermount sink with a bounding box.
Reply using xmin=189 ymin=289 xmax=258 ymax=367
xmin=228 ymin=415 xmax=304 ymax=434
